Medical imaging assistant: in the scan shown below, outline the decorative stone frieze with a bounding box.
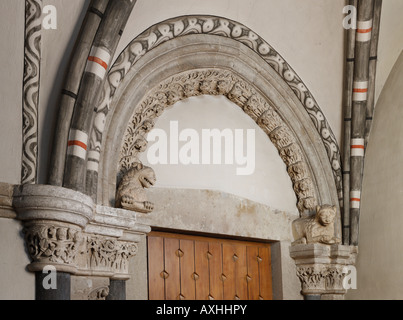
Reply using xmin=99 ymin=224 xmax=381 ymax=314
xmin=290 ymin=243 xmax=358 ymax=299
xmin=119 ymin=69 xmax=318 ymax=213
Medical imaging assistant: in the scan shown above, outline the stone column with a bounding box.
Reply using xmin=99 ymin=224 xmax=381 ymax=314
xmin=290 ymin=244 xmax=358 ymax=300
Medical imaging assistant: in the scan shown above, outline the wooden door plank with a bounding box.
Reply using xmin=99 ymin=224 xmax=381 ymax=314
xmin=208 ymin=241 xmax=223 ymax=300
xmin=234 ymin=244 xmax=248 ymax=300
xmin=180 ymin=239 xmax=196 ymax=300
xmin=164 ymin=237 xmax=181 ymax=300
xmin=194 ymin=241 xmax=210 ymax=300
xmin=259 ymin=246 xmax=273 ymax=300
xmin=147 ymin=236 xmax=165 ymax=300
xmin=222 ymin=243 xmax=236 ymax=300
xmin=247 ymin=246 xmax=260 ymax=300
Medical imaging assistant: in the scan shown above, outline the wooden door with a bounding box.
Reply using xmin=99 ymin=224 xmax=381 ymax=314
xmin=147 ymin=232 xmax=273 ymax=300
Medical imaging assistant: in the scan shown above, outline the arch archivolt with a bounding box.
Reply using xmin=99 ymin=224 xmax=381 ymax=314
xmin=89 ymin=16 xmax=342 ymax=206
xmin=118 ymin=68 xmax=317 ymax=213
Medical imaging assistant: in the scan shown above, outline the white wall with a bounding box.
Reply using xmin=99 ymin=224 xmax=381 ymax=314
xmin=140 ymin=95 xmax=299 ymax=214
xmin=0 ymin=0 xmax=25 ymax=184
xmin=375 ymin=0 xmax=403 ymax=103
xmin=0 ymin=218 xmax=35 ymax=300
xmin=347 ymin=51 xmax=403 ymax=300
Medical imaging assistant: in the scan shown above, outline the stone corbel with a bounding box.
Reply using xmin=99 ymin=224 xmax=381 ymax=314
xmin=290 ymin=244 xmax=358 ymax=300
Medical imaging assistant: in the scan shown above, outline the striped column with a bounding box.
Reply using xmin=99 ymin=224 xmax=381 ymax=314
xmin=350 ymin=138 xmax=365 ymax=157
xmin=350 ymin=190 xmax=361 ymax=209
xmin=87 ymin=150 xmax=100 ymax=173
xmin=85 ymin=46 xmax=111 ymax=79
xmin=63 ymin=0 xmax=136 ymax=194
xmin=356 ymin=20 xmax=373 ymax=43
xmin=352 ymin=81 xmax=369 ymax=102
xmin=349 ymin=0 xmax=374 ymax=246
xmin=48 ymin=0 xmax=109 ymax=187
xmin=67 ymin=129 xmax=89 ymax=160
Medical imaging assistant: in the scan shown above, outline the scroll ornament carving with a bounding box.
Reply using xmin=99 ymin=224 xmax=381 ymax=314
xmin=119 ymin=69 xmax=317 ymax=212
xmin=22 ymin=0 xmax=43 ymax=184
xmin=23 ymin=222 xmax=83 ymax=270
xmin=292 ymin=205 xmax=341 ymax=245
xmin=85 ymin=236 xmax=138 ymax=276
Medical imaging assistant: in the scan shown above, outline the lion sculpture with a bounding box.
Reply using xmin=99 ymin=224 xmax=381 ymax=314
xmin=116 ymin=163 xmax=156 ymax=214
xmin=292 ymin=205 xmax=341 ymax=245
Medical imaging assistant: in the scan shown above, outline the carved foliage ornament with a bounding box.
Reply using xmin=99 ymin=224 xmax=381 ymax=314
xmin=85 ymin=235 xmax=138 ymax=275
xmin=90 ymin=15 xmax=342 ymax=205
xmin=119 ymin=69 xmax=317 ymax=212
xmin=296 ymin=265 xmax=348 ymax=295
xmin=23 ymin=222 xmax=83 ymax=267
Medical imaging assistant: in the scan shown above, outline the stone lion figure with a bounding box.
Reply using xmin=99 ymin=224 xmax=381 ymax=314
xmin=292 ymin=205 xmax=341 ymax=245
xmin=115 ymin=163 xmax=156 ymax=214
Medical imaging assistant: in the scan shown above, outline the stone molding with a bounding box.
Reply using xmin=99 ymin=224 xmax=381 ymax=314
xmin=92 ymin=15 xmax=342 ymax=206
xmin=12 ymin=184 xmax=150 ymax=279
xmin=290 ymin=244 xmax=358 ymax=299
xmin=119 ymin=69 xmax=317 ymax=213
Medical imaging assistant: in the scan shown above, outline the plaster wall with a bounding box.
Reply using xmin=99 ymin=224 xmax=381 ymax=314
xmin=346 ymin=51 xmax=403 ymax=300
xmin=0 ymin=0 xmax=25 ymax=185
xmin=375 ymin=0 xmax=403 ymax=103
xmin=0 ymin=218 xmax=35 ymax=300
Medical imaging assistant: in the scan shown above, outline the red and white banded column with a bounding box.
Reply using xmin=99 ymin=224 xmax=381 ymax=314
xmin=352 ymin=81 xmax=369 ymax=102
xmin=351 ymin=138 xmax=365 ymax=157
xmin=356 ymin=19 xmax=373 ymax=43
xmin=67 ymin=129 xmax=89 ymax=160
xmin=85 ymin=46 xmax=111 ymax=79
xmin=350 ymin=190 xmax=361 ymax=209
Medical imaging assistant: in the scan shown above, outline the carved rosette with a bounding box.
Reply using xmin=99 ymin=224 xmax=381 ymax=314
xmin=119 ymin=69 xmax=317 ymax=213
xmin=78 ymin=235 xmax=138 ymax=280
xmin=23 ymin=221 xmax=83 ymax=273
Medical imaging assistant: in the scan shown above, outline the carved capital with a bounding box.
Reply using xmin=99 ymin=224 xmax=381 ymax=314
xmin=77 ymin=235 xmax=138 ymax=280
xmin=23 ymin=221 xmax=83 ymax=273
xmin=290 ymin=244 xmax=358 ymax=299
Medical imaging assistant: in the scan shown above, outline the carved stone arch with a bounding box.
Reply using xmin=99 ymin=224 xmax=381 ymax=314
xmin=79 ymin=16 xmax=342 ymax=239
xmin=118 ymin=68 xmax=317 ymax=214
xmin=90 ymin=24 xmax=342 ymax=238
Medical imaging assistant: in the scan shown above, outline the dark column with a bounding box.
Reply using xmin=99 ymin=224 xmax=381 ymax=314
xmin=35 ymin=271 xmax=71 ymax=300
xmin=106 ymin=280 xmax=126 ymax=300
xmin=304 ymin=294 xmax=321 ymax=301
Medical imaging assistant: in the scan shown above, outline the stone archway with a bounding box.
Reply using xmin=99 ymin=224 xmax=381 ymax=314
xmin=90 ymin=32 xmax=341 ymax=240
